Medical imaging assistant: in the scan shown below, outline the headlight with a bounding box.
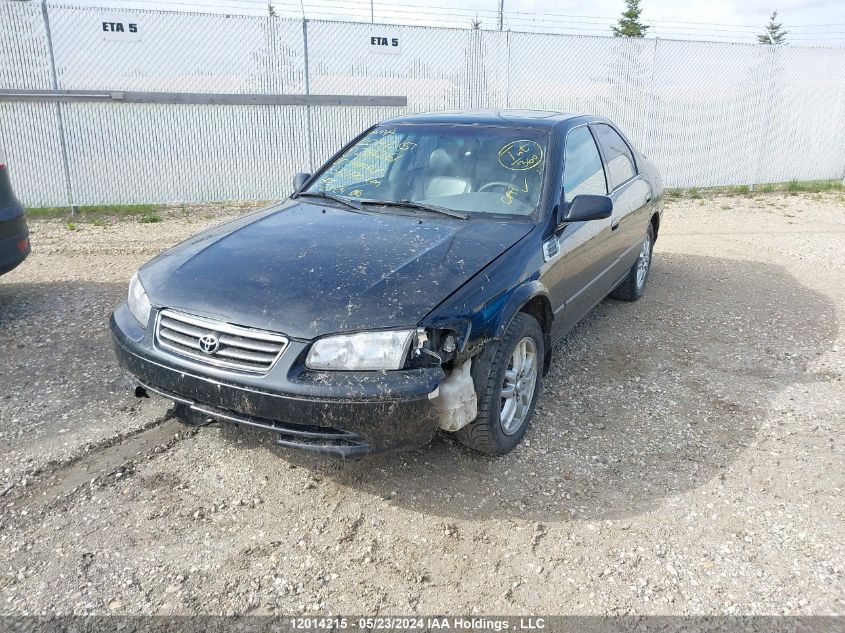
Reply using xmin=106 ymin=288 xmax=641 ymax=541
xmin=127 ymin=272 xmax=152 ymax=327
xmin=306 ymin=330 xmax=415 ymax=371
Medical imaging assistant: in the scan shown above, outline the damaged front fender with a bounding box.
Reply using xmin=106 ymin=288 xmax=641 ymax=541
xmin=420 ymin=226 xmax=550 ymax=358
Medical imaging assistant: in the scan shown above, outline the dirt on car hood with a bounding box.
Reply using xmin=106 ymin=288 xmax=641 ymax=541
xmin=138 ymin=201 xmax=533 ymax=339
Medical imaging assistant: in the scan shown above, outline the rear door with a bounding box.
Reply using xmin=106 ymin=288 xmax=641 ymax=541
xmin=590 ymin=123 xmax=651 ymax=268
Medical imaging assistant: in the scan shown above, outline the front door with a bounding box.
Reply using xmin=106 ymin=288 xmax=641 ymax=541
xmin=545 ymin=124 xmax=613 ymax=340
xmin=590 ymin=123 xmax=651 ymax=270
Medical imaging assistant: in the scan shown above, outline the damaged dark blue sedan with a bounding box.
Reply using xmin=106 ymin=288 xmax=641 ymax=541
xmin=110 ymin=110 xmax=664 ymax=457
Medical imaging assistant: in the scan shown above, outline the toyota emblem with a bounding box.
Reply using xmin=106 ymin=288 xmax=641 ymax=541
xmin=199 ymin=333 xmax=220 ymax=354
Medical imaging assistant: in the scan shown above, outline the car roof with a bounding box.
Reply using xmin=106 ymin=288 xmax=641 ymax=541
xmin=379 ymin=109 xmax=590 ymax=130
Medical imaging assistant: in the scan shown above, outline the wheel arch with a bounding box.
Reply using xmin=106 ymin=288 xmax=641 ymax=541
xmin=495 ymin=283 xmax=553 ymax=374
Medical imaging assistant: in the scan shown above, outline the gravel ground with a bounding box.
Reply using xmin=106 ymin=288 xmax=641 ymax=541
xmin=0 ymin=193 xmax=842 ymax=616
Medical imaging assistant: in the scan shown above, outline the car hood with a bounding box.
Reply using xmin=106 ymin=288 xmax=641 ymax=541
xmin=140 ymin=201 xmax=533 ymax=339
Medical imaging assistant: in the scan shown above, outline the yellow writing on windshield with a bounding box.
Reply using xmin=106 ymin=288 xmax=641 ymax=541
xmin=498 ymin=140 xmax=544 ymax=171
xmin=501 ymin=177 xmax=529 ymax=205
xmin=316 ymin=132 xmax=418 ymax=194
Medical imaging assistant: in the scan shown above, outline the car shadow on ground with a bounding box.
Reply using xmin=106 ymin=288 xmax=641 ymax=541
xmin=227 ymin=252 xmax=837 ymax=522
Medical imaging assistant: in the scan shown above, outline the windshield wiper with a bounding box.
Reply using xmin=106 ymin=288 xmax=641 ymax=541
xmin=295 ymin=190 xmax=362 ymax=211
xmin=361 ymin=199 xmax=469 ymax=220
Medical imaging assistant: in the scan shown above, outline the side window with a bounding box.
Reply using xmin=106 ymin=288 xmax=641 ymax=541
xmin=592 ymin=124 xmax=636 ymax=190
xmin=562 ymin=126 xmax=607 ymax=203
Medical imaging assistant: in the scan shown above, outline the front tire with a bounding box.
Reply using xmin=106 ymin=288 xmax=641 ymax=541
xmin=610 ymin=223 xmax=654 ymax=301
xmin=455 ymin=312 xmax=544 ymax=455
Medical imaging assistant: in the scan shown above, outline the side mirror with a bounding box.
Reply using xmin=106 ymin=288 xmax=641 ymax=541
xmin=560 ymin=194 xmax=613 ymax=223
xmin=292 ymin=172 xmax=311 ymax=192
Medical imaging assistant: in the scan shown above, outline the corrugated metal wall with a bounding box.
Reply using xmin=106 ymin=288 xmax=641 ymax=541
xmin=2 ymin=2 xmax=844 ymax=206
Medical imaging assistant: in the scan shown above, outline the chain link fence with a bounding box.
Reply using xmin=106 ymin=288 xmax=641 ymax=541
xmin=1 ymin=1 xmax=844 ymax=207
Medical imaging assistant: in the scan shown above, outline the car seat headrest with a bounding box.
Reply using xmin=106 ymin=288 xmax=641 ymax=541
xmin=429 ymin=148 xmax=455 ymax=174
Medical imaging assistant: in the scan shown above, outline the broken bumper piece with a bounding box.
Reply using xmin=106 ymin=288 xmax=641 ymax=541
xmin=110 ymin=303 xmax=444 ymax=458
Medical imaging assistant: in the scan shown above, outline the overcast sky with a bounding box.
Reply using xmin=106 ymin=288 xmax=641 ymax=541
xmin=62 ymin=0 xmax=845 ymax=45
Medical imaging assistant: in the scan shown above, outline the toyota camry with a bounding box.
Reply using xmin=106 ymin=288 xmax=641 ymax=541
xmin=110 ymin=110 xmax=663 ymax=457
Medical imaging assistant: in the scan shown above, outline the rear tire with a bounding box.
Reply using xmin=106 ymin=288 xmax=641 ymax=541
xmin=455 ymin=312 xmax=544 ymax=455
xmin=610 ymin=224 xmax=654 ymax=301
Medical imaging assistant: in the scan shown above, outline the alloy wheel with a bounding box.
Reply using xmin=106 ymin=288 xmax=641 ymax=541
xmin=636 ymin=234 xmax=652 ymax=289
xmin=500 ymin=336 xmax=538 ymax=435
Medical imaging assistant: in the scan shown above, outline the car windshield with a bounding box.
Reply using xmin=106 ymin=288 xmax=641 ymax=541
xmin=304 ymin=124 xmax=549 ymax=218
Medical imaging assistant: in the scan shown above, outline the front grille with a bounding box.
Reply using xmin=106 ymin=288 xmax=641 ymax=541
xmin=155 ymin=309 xmax=288 ymax=374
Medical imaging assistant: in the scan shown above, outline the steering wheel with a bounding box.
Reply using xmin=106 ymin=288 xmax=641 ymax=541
xmin=477 ymin=181 xmax=515 ymax=193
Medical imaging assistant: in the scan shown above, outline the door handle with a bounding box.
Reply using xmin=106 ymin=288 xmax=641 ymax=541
xmin=611 ymin=218 xmax=620 ymax=231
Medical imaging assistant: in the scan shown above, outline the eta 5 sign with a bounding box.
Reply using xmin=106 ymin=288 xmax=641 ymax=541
xmin=100 ymin=15 xmax=141 ymax=42
xmin=370 ymin=36 xmax=398 ymax=47
xmin=102 ymin=22 xmax=137 ymax=33
xmin=369 ymin=34 xmax=401 ymax=55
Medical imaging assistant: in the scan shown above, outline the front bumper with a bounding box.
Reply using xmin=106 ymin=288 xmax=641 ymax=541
xmin=110 ymin=303 xmax=444 ymax=457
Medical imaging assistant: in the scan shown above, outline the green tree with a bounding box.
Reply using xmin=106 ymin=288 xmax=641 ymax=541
xmin=757 ymin=11 xmax=788 ymax=44
xmin=470 ymin=15 xmax=482 ymax=30
xmin=612 ymin=0 xmax=649 ymax=38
